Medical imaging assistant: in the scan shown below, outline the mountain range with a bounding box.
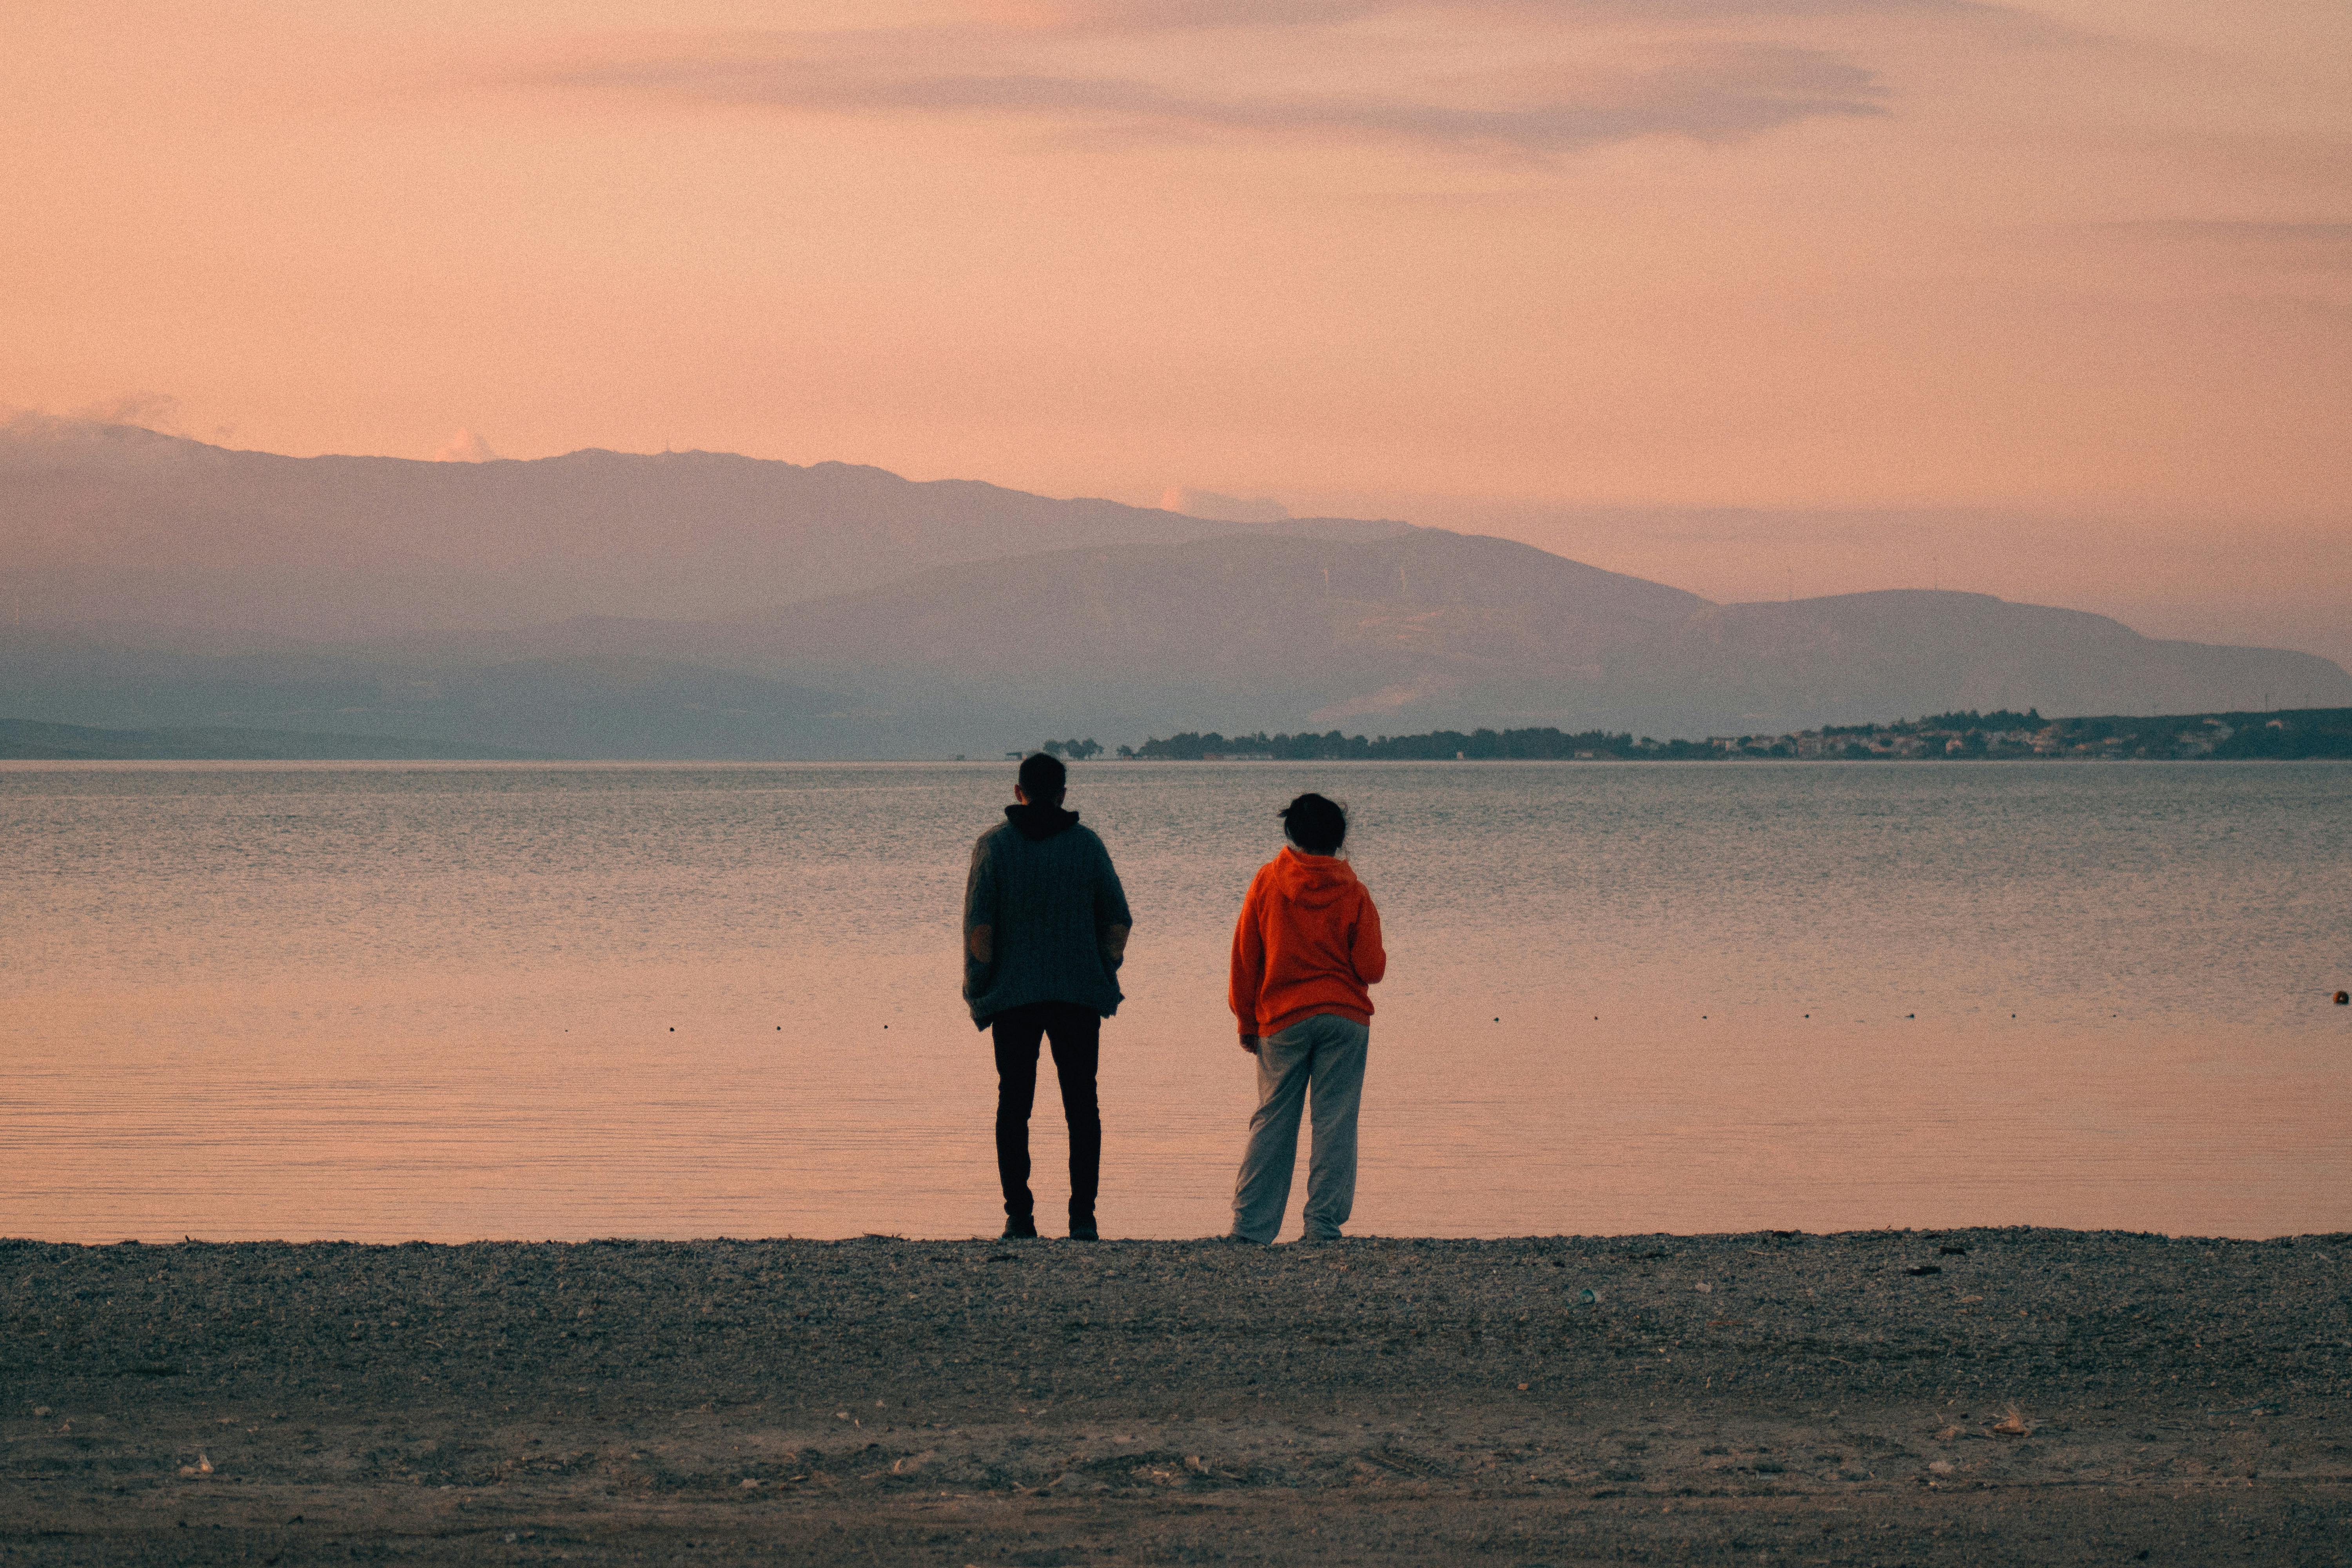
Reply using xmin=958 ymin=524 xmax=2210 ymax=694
xmin=0 ymin=415 xmax=1399 ymax=637
xmin=5 ymin=417 xmax=2346 ymax=758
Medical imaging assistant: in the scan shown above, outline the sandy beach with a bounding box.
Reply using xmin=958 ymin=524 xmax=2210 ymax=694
xmin=4 ymin=1229 xmax=2347 ymax=1564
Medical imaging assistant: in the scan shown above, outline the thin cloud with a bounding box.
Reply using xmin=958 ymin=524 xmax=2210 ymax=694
xmin=2076 ymin=220 xmax=2352 ymax=271
xmin=0 ymin=405 xmax=196 ymax=476
xmin=535 ymin=37 xmax=1885 ymax=156
xmin=960 ymin=0 xmax=1379 ymax=28
xmin=494 ymin=0 xmax=2077 ymax=163
xmin=2141 ymin=220 xmax=2352 ymax=246
xmin=1163 ymin=485 xmax=1292 ymax=522
xmin=434 ymin=428 xmax=501 ymax=463
xmin=966 ymin=0 xmax=2011 ymax=30
xmin=73 ymin=391 xmax=185 ymax=434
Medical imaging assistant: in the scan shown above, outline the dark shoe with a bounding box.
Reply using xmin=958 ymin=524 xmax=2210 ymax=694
xmin=1067 ymin=1220 xmax=1099 ymax=1241
xmin=1000 ymin=1218 xmax=1038 ymax=1240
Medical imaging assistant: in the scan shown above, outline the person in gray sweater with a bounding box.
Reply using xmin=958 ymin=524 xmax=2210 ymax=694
xmin=963 ymin=751 xmax=1132 ymax=1240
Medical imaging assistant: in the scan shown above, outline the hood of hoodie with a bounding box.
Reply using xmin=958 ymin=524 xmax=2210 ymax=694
xmin=1005 ymin=802 xmax=1080 ymax=842
xmin=1270 ymin=845 xmax=1359 ymax=908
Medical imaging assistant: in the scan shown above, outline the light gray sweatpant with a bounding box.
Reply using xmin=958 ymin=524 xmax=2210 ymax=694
xmin=1229 ymin=1013 xmax=1369 ymax=1243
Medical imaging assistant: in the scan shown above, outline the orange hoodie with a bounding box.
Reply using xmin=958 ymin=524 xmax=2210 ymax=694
xmin=1229 ymin=847 xmax=1387 ymax=1039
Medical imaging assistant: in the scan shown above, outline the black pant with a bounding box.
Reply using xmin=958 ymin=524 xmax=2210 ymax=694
xmin=989 ymin=1002 xmax=1101 ymax=1226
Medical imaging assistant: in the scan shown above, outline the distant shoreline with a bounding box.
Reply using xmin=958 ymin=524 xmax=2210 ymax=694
xmin=13 ymin=752 xmax=2352 ymax=768
xmin=7 ymin=706 xmax=2351 ymax=764
xmin=1119 ymin=705 xmax=2352 ymax=763
xmin=0 ymin=715 xmax=559 ymax=762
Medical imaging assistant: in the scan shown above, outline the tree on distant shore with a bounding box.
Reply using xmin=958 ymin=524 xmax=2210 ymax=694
xmin=1119 ymin=704 xmax=2352 ymax=762
xmin=1129 ymin=726 xmax=1644 ymax=761
xmin=1044 ymin=737 xmax=1103 ymax=759
xmin=1915 ymin=708 xmax=2042 ymax=731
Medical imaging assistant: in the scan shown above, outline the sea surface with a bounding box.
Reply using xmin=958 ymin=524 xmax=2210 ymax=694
xmin=4 ymin=761 xmax=2347 ymax=1243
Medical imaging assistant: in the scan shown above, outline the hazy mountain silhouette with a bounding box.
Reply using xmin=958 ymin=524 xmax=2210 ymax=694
xmin=675 ymin=534 xmax=2352 ymax=741
xmin=5 ymin=420 xmax=2346 ymax=755
xmin=0 ymin=416 xmax=1404 ymax=638
xmin=0 ymin=636 xmax=892 ymax=759
xmin=1619 ymin=591 xmax=2352 ymax=730
xmin=698 ymin=529 xmax=1712 ymax=735
xmin=0 ymin=715 xmax=554 ymax=761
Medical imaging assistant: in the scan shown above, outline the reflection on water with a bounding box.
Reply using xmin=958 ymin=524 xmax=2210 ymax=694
xmin=3 ymin=760 xmax=2347 ymax=1242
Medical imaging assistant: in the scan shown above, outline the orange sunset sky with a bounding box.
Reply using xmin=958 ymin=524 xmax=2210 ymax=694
xmin=5 ymin=2 xmax=2348 ymax=659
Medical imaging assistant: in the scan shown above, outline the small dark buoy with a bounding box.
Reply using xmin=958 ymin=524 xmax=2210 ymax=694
xmin=1906 ymin=1013 xmax=1915 ymax=1019
xmin=669 ymin=1027 xmax=674 ymax=1032
xmin=2336 ymin=991 xmax=2348 ymax=1005
xmin=1493 ymin=1016 xmax=1500 ymax=1022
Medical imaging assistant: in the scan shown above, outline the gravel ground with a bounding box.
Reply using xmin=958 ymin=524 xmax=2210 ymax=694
xmin=4 ymin=1228 xmax=2349 ymax=1565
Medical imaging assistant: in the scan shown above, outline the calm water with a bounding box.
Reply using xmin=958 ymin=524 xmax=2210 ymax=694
xmin=4 ymin=761 xmax=2348 ymax=1243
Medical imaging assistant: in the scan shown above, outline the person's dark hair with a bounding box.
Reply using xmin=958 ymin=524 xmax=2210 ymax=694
xmin=1279 ymin=792 xmax=1346 ymax=855
xmin=1018 ymin=751 xmax=1068 ymax=802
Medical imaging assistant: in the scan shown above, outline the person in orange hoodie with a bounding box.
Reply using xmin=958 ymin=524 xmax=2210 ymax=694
xmin=1225 ymin=792 xmax=1387 ymax=1243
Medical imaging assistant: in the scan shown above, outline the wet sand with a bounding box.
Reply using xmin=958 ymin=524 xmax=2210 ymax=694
xmin=4 ymin=1229 xmax=2348 ymax=1564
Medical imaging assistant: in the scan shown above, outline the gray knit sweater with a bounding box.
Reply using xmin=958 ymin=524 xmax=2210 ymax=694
xmin=962 ymin=805 xmax=1132 ymax=1027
